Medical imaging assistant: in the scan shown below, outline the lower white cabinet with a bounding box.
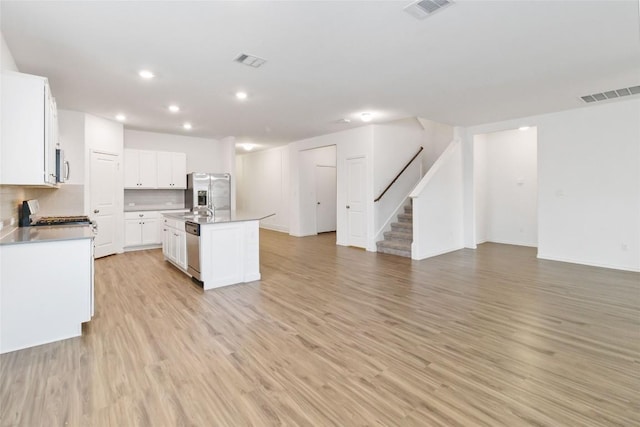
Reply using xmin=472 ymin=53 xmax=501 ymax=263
xmin=124 ymin=211 xmax=160 ymax=248
xmin=124 ymin=210 xmax=188 ymax=250
xmin=162 ymin=217 xmax=187 ymax=270
xmin=0 ymin=237 xmax=94 ymax=354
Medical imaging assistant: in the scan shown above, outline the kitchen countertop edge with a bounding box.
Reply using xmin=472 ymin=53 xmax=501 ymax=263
xmin=0 ymin=225 xmax=95 ymax=246
xmin=163 ymin=211 xmax=275 ymax=225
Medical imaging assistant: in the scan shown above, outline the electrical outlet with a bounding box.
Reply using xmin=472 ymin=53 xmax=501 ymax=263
xmin=621 ymin=243 xmax=628 ymax=252
xmin=9 ymin=217 xmax=15 ymax=226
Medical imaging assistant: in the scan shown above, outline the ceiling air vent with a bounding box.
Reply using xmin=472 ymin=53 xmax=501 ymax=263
xmin=404 ymin=0 xmax=454 ymax=20
xmin=581 ymin=85 xmax=640 ymax=103
xmin=234 ymin=53 xmax=267 ymax=68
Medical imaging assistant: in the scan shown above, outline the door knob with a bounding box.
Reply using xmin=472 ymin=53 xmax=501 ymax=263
xmin=317 ymin=202 xmax=320 ymax=205
xmin=94 ymin=209 xmax=100 ymax=213
xmin=346 ymin=205 xmax=350 ymax=209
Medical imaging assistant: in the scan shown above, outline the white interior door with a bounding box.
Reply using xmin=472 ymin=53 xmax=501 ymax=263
xmin=346 ymin=157 xmax=366 ymax=248
xmin=316 ymin=165 xmax=336 ymax=233
xmin=91 ymin=151 xmax=119 ymax=258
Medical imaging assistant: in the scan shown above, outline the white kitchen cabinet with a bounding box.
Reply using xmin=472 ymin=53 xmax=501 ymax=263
xmin=124 ymin=211 xmax=161 ymax=248
xmin=162 ymin=217 xmax=187 ymax=270
xmin=156 ymin=151 xmax=187 ymax=189
xmin=124 ymin=149 xmax=157 ymax=188
xmin=0 ymin=235 xmax=94 ymax=354
xmin=1 ymin=71 xmax=58 ymax=186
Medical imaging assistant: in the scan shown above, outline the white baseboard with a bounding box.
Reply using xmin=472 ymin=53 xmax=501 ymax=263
xmin=412 ymin=244 xmax=464 ymax=260
xmin=244 ymin=273 xmax=261 ymax=282
xmin=123 ymin=244 xmax=161 ymax=252
xmin=479 ymin=238 xmax=537 ymax=248
xmin=537 ymin=253 xmax=640 ymax=273
xmin=259 ymin=224 xmax=289 ymax=233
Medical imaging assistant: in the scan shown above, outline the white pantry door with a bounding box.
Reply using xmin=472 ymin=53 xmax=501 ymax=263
xmin=346 ymin=157 xmax=366 ymax=248
xmin=316 ymin=165 xmax=337 ymax=233
xmin=90 ymin=151 xmax=119 ymax=258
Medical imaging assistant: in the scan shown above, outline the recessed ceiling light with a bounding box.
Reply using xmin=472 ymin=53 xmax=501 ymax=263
xmin=138 ymin=70 xmax=155 ymax=79
xmin=168 ymin=105 xmax=180 ymax=113
xmin=519 ymin=126 xmax=530 ymax=131
xmin=115 ymin=114 xmax=126 ymax=122
xmin=361 ymin=112 xmax=373 ymax=122
xmin=339 ymin=118 xmax=352 ymax=124
xmin=183 ymin=122 xmax=192 ymax=130
xmin=236 ymin=91 xmax=248 ymax=100
xmin=241 ymin=143 xmax=256 ymax=151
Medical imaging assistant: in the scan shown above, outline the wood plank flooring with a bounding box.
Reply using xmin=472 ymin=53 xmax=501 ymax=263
xmin=1 ymin=230 xmax=639 ymax=426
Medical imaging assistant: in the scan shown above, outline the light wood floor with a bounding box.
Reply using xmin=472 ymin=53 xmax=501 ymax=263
xmin=1 ymin=230 xmax=639 ymax=426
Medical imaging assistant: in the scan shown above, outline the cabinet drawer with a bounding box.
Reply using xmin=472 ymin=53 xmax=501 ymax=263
xmin=163 ymin=217 xmax=186 ymax=230
xmin=125 ymin=211 xmax=160 ymax=220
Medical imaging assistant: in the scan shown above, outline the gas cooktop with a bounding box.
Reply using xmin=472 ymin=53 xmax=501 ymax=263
xmin=32 ymin=216 xmax=92 ymax=226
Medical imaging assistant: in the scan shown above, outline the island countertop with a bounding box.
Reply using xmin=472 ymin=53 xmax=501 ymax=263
xmin=0 ymin=225 xmax=95 ymax=246
xmin=162 ymin=211 xmax=274 ymax=225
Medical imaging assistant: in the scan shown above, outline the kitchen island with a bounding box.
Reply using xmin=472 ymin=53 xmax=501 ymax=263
xmin=0 ymin=225 xmax=95 ymax=354
xmin=162 ymin=211 xmax=274 ymax=290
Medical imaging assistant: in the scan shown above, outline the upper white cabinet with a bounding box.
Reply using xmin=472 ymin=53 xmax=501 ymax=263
xmin=125 ymin=149 xmax=186 ymax=189
xmin=156 ymin=151 xmax=187 ymax=189
xmin=1 ymin=71 xmax=58 ymax=186
xmin=124 ymin=149 xmax=157 ymax=188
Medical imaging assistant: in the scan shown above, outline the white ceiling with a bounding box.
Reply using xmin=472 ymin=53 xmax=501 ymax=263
xmin=2 ymin=1 xmax=639 ymax=150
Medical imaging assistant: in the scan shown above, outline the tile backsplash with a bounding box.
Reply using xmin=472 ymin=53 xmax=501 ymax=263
xmin=28 ymin=184 xmax=84 ymax=216
xmin=0 ymin=184 xmax=85 ymax=230
xmin=0 ymin=185 xmax=27 ymax=228
xmin=124 ymin=189 xmax=185 ymax=212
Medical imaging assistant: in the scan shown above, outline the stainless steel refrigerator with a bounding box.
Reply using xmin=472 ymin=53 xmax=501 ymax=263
xmin=185 ymin=173 xmax=231 ymax=212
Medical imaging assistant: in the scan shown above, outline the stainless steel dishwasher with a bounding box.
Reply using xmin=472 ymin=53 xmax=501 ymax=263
xmin=185 ymin=221 xmax=201 ymax=281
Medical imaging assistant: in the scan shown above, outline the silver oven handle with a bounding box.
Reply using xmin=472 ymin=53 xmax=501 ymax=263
xmin=65 ymin=161 xmax=70 ymax=180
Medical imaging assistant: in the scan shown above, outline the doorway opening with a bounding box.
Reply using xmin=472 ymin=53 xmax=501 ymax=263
xmin=473 ymin=127 xmax=538 ymax=247
xmin=299 ymin=145 xmax=337 ymax=241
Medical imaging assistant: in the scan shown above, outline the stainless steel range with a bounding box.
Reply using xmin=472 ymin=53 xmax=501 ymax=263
xmin=19 ymin=199 xmax=94 ymax=228
xmin=32 ymin=215 xmax=92 ymax=226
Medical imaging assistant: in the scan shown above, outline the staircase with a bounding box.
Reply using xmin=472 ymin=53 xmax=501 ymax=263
xmin=376 ymin=202 xmax=413 ymax=258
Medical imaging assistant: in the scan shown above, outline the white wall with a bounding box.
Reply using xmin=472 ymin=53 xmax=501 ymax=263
xmin=474 ymin=128 xmax=538 ymax=247
xmin=465 ymin=98 xmax=640 ymax=272
xmin=473 ymin=133 xmax=488 ymax=244
xmin=236 ymin=145 xmax=290 ymax=232
xmin=58 ymin=110 xmax=86 ymax=185
xmin=372 ymin=118 xmax=424 ymax=240
xmin=418 ymin=117 xmax=455 ymax=171
xmin=1 ymin=32 xmax=18 ymax=72
xmin=411 ymin=140 xmax=464 ymax=259
xmin=0 ymin=32 xmax=21 ymax=230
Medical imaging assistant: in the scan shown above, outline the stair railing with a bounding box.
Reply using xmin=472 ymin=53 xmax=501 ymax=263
xmin=374 ymin=146 xmax=423 ymax=202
